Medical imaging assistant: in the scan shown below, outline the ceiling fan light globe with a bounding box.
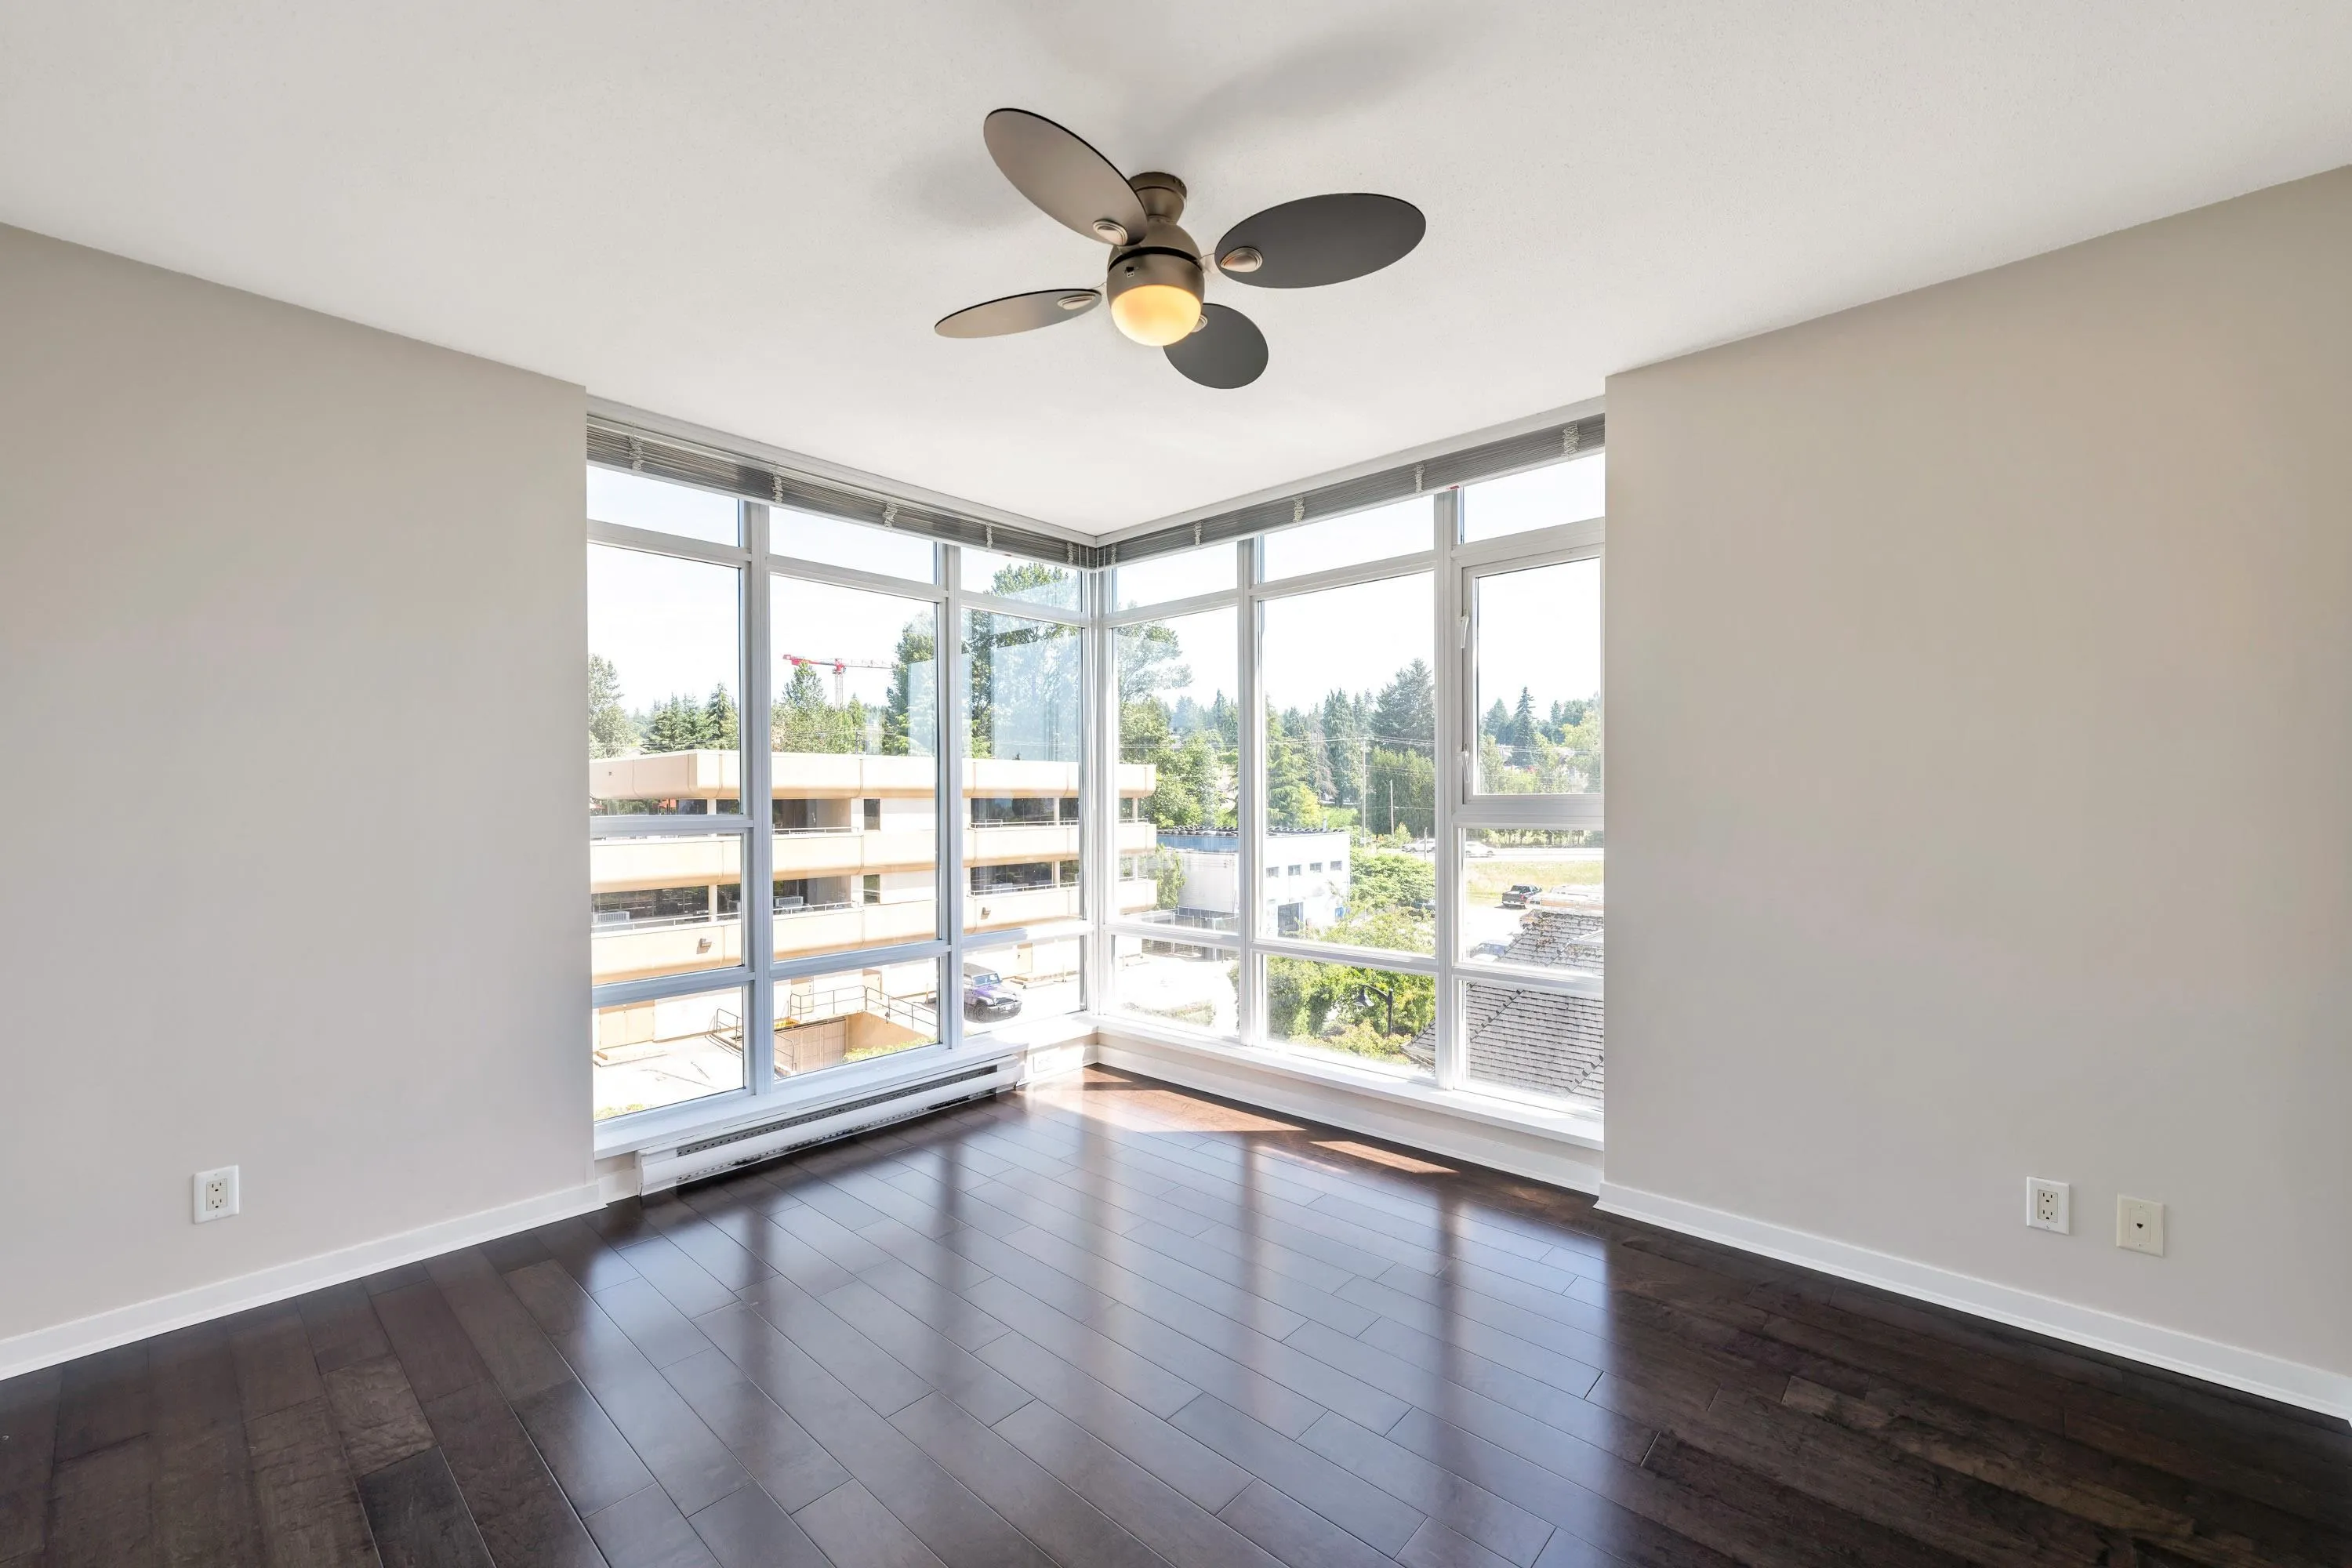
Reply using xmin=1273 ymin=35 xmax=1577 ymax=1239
xmin=1111 ymin=283 xmax=1202 ymax=346
xmin=1105 ymin=247 xmax=1205 ymax=346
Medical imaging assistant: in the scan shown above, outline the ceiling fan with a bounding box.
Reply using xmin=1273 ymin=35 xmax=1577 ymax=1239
xmin=934 ymin=108 xmax=1425 ymax=390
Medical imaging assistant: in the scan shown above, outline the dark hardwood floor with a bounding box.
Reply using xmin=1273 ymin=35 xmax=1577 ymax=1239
xmin=5 ymin=1066 xmax=2347 ymax=1567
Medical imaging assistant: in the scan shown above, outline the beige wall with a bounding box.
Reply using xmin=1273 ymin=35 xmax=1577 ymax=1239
xmin=1604 ymin=170 xmax=2352 ymax=1381
xmin=0 ymin=225 xmax=590 ymax=1346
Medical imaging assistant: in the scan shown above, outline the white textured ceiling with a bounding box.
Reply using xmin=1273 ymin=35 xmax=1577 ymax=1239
xmin=5 ymin=2 xmax=2350 ymax=533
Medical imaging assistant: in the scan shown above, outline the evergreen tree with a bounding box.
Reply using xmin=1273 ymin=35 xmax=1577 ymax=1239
xmin=1482 ymin=698 xmax=1512 ymax=742
xmin=1264 ymin=707 xmax=1324 ymax=829
xmin=880 ymin=617 xmax=937 ymax=757
xmin=1319 ymin=690 xmax=1362 ymax=808
xmin=1370 ymin=659 xmax=1436 ymax=753
xmin=1510 ymin=687 xmax=1537 ymax=753
xmin=702 ymin=684 xmax=739 ymax=750
xmin=588 ymin=654 xmax=635 ymax=758
xmin=642 ymin=694 xmax=706 ymax=753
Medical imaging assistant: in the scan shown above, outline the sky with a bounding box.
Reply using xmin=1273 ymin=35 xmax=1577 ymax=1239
xmin=590 ymin=457 xmax=1602 ymax=731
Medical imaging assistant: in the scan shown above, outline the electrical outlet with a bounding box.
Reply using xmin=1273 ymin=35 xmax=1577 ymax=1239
xmin=2025 ymin=1178 xmax=2070 ymax=1234
xmin=194 ymin=1166 xmax=240 ymax=1224
xmin=2117 ymin=1196 xmax=2165 ymax=1256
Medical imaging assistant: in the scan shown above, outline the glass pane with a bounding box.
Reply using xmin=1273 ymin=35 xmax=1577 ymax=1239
xmin=1260 ymin=573 xmax=1434 ymax=955
xmin=965 ymin=608 xmax=1083 ymax=932
xmin=774 ymin=960 xmax=942 ymax=1080
xmin=589 ymin=546 xmax=743 ymax=818
xmin=1117 ymin=608 xmax=1239 ymax=933
xmin=590 ymin=834 xmax=745 ymax=985
xmin=964 ymin=546 xmax=1083 ymax=612
xmin=1459 ymin=452 xmax=1605 ymax=543
xmin=1463 ymin=981 xmax=1604 ymax=1110
xmin=1474 ymin=557 xmax=1601 ymax=795
xmin=1263 ymin=954 xmax=1432 ymax=1076
xmin=592 ymin=984 xmax=743 ymax=1122
xmin=772 ymin=506 xmax=935 ymax=582
xmin=1113 ymin=542 xmax=1235 ymax=608
xmin=1460 ymin=828 xmax=1604 ymax=971
xmin=587 ymin=466 xmax=739 ymax=546
xmin=963 ymin=938 xmax=1084 ymax=1037
xmin=771 ymin=579 xmax=942 ymax=959
xmin=1112 ymin=936 xmax=1239 ymax=1035
xmin=1259 ymin=497 xmax=1432 ymax=581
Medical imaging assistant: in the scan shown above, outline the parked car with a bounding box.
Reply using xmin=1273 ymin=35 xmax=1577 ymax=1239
xmin=1500 ymin=884 xmax=1541 ymax=909
xmin=961 ymin=966 xmax=1023 ymax=1022
xmin=1467 ymin=941 xmax=1510 ymax=963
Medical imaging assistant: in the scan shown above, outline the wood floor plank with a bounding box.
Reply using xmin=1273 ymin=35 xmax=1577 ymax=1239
xmin=510 ymin=1263 xmax=753 ymax=1516
xmin=1298 ymin=1410 xmax=1556 ymax=1568
xmin=245 ymin=1397 xmax=378 ymax=1568
xmin=891 ymin=1391 xmax=1174 ymax=1568
xmin=817 ymin=1279 xmax=1033 ymax=1426
xmin=47 ymin=1435 xmax=156 ymax=1568
xmin=423 ymin=1379 xmax=605 ymax=1568
xmin=429 ymin=1249 xmax=579 ymax=1403
xmin=960 ymin=1274 xmax=1207 ymax=1421
xmin=1171 ymin=1393 xmax=1426 ymax=1555
xmin=53 ymin=1342 xmax=149 ymax=1461
xmin=514 ymin=1377 xmax=658 ymax=1516
xmin=685 ymin=1479 xmax=831 ymax=1567
xmin=535 ymin=1215 xmax=647 ymax=1294
xmin=660 ymin=1348 xmax=851 ymax=1513
xmin=792 ymin=1479 xmax=947 ymax=1568
xmin=296 ymin=1282 xmax=394 ymax=1374
xmin=358 ymin=1445 xmax=497 ymax=1568
xmin=374 ymin=1278 xmax=495 ymax=1404
xmin=321 ymin=1355 xmax=436 ymax=1477
xmin=691 ymin=1303 xmax=1054 ymax=1568
xmin=584 ymin=1483 xmax=720 ymax=1568
xmin=971 ymin=1327 xmax=1252 ymax=1512
xmin=153 ymin=1422 xmax=264 ymax=1568
xmin=1217 ymin=1477 xmax=1395 ymax=1568
xmin=594 ymin=1276 xmax=720 ymax=1370
xmin=229 ymin=1307 xmax=326 ymax=1420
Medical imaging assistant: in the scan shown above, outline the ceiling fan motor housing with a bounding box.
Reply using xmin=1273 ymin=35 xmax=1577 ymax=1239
xmin=1108 ymin=170 xmax=1204 ymax=315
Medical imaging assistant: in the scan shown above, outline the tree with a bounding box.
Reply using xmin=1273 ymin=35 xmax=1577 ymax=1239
xmin=1363 ymin=746 xmax=1435 ymax=837
xmin=967 ymin=612 xmax=1080 ymax=762
xmin=1350 ymin=851 xmax=1435 ymax=915
xmin=1321 ymin=691 xmax=1365 ymax=808
xmin=773 ymin=662 xmax=866 ymax=756
xmin=642 ymin=694 xmax=707 ymax=753
xmin=1116 ymin=622 xmax=1192 ymax=704
xmin=1510 ymin=686 xmax=1537 ymax=759
xmin=1264 ymin=707 xmax=1324 ymax=829
xmin=1481 ymin=698 xmax=1512 ymax=742
xmin=880 ymin=617 xmax=936 ymax=757
xmin=702 ymin=684 xmax=739 ymax=750
xmin=1370 ymin=659 xmax=1436 ymax=755
xmin=588 ymin=654 xmax=635 ymax=757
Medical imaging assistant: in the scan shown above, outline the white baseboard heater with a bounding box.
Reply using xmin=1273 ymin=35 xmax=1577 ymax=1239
xmin=638 ymin=1053 xmax=1025 ymax=1193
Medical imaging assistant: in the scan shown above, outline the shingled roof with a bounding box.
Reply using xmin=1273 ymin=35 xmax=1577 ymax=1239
xmin=1405 ymin=907 xmax=1604 ymax=1109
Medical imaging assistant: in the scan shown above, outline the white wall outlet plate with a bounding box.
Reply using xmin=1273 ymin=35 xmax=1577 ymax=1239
xmin=2118 ymin=1195 xmax=2165 ymax=1256
xmin=2025 ymin=1178 xmax=2070 ymax=1234
xmin=194 ymin=1165 xmax=240 ymax=1224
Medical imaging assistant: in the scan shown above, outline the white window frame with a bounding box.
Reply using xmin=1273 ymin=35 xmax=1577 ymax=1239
xmin=1091 ymin=464 xmax=1605 ymax=1128
xmin=590 ymin=492 xmax=1094 ymax=1148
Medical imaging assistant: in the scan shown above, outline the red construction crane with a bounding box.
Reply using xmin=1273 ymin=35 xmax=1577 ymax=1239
xmin=782 ymin=652 xmax=891 ymax=706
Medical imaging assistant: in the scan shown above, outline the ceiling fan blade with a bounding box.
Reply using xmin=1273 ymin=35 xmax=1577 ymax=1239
xmin=1165 ymin=303 xmax=1267 ymax=389
xmin=1214 ymin=193 xmax=1425 ymax=289
xmin=935 ymin=289 xmax=1101 ymax=339
xmin=983 ymin=108 xmax=1150 ymax=244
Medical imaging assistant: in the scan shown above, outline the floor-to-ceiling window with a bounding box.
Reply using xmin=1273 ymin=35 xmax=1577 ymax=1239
xmin=586 ymin=425 xmax=1602 ymax=1136
xmin=586 ymin=469 xmax=1090 ymax=1127
xmin=1096 ymin=445 xmax=1606 ymax=1125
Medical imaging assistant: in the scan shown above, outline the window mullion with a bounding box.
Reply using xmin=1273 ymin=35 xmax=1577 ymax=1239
xmin=1236 ymin=536 xmax=1262 ymax=1044
xmin=1432 ymin=488 xmax=1465 ymax=1091
xmin=941 ymin=546 xmax=967 ymax=1050
xmin=742 ymin=503 xmax=776 ymax=1092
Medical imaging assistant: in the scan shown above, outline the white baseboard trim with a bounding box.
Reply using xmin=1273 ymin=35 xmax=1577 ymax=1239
xmin=0 ymin=1182 xmax=604 ymax=1381
xmin=1097 ymin=1036 xmax=1603 ymax=1196
xmin=1596 ymin=1182 xmax=2352 ymax=1423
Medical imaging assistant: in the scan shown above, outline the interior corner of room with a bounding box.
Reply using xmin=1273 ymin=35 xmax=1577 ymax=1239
xmin=3 ymin=13 xmax=2349 ymax=1560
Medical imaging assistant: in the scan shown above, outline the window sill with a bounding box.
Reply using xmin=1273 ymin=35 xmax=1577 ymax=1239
xmin=1083 ymin=1014 xmax=1604 ymax=1153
